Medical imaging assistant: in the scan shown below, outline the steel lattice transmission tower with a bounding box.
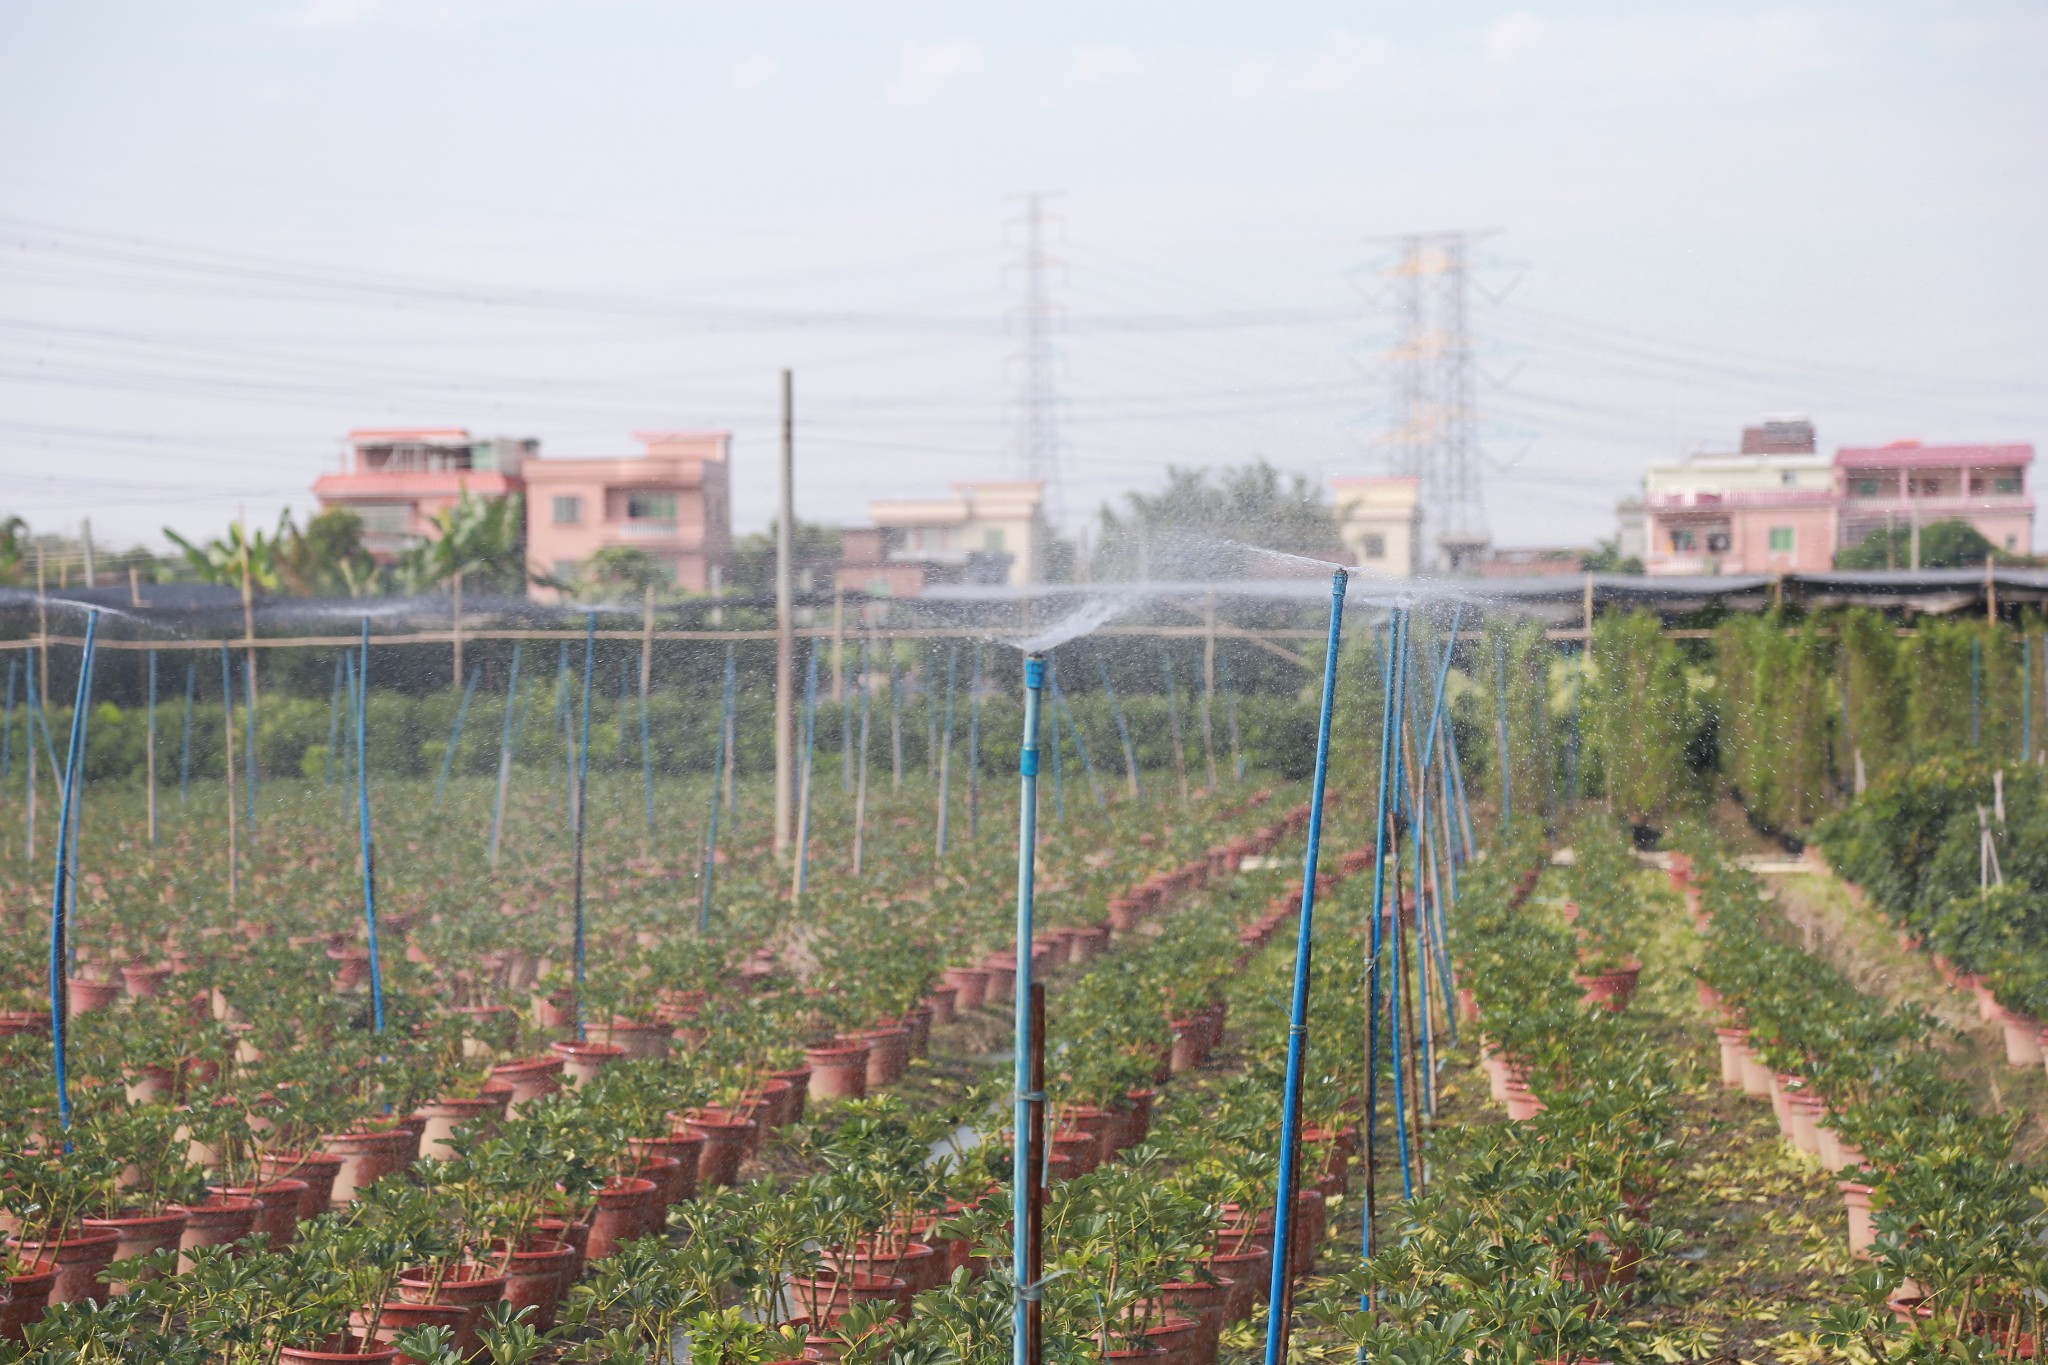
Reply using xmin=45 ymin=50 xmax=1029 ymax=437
xmin=1010 ymin=192 xmax=1063 ymax=520
xmin=1385 ymin=230 xmax=1492 ymax=572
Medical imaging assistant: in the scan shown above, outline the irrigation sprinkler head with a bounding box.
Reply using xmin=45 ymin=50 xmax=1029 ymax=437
xmin=1024 ymin=655 xmax=1045 ymax=690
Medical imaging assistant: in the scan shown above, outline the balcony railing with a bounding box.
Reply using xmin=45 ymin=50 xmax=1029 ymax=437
xmin=615 ymin=520 xmax=681 ymax=538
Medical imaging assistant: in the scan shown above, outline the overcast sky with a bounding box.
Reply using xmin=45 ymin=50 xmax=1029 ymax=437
xmin=2 ymin=0 xmax=2043 ymax=554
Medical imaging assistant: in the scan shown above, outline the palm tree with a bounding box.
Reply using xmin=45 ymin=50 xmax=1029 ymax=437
xmin=391 ymin=491 xmax=530 ymax=595
xmin=0 ymin=515 xmax=28 ymax=586
xmin=165 ymin=515 xmax=286 ymax=592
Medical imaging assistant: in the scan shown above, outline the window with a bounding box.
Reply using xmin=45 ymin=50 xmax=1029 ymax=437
xmin=1706 ymin=531 xmax=1732 ymax=553
xmin=626 ymin=492 xmax=677 ymax=522
xmin=984 ymin=528 xmax=1006 ymax=552
xmin=1671 ymin=529 xmax=1698 ymax=552
xmin=1362 ymin=533 xmax=1387 ymax=560
xmin=1994 ymin=471 xmax=2023 ymax=494
xmin=1781 ymin=470 xmax=1797 ymax=486
xmin=1768 ymin=527 xmax=1795 ymax=552
xmin=356 ymin=503 xmax=410 ymax=534
xmin=1852 ymin=478 xmax=1881 ymax=497
xmin=552 ymin=495 xmax=582 ymax=524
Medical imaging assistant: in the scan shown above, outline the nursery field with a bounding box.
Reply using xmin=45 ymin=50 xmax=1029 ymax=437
xmin=4 ymin=600 xmax=2048 ymax=1365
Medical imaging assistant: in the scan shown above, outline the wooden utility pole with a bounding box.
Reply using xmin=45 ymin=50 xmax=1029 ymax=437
xmin=452 ymin=570 xmax=465 ymax=691
xmin=128 ymin=565 xmax=146 ymax=608
xmin=774 ymin=369 xmax=796 ymax=859
xmin=1986 ymin=556 xmax=1998 ymax=621
xmin=1582 ymin=572 xmax=1595 ymax=638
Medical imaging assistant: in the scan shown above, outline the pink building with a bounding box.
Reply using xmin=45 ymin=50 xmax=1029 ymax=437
xmin=1836 ymin=440 xmax=2034 ymax=559
xmin=522 ymin=431 xmax=732 ymax=598
xmin=312 ymin=428 xmax=533 ymax=560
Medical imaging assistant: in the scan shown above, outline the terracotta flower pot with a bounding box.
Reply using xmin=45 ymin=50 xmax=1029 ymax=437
xmin=861 ymin=1025 xmax=911 ymax=1087
xmin=941 ymin=965 xmax=989 ymax=1012
xmin=1572 ymin=960 xmax=1642 ymax=1013
xmin=823 ymin=1240 xmax=941 ymax=1294
xmin=926 ymin=984 xmax=959 ymax=1025
xmin=492 ymin=1237 xmax=577 ymax=1332
xmin=211 ymin=1178 xmax=309 ymax=1249
xmin=981 ymin=955 xmax=1017 ymax=1003
xmin=488 ymin=1055 xmax=565 ymax=1113
xmin=279 ymin=1337 xmax=400 ymax=1364
xmin=786 ymin=1271 xmax=912 ymax=1327
xmin=1203 ymin=1247 xmax=1267 ymax=1321
xmin=320 ymin=1127 xmax=416 ymax=1208
xmin=413 ymin=1093 xmax=509 ymax=1163
xmin=902 ymin=1004 xmax=934 ymax=1060
xmin=1160 ymin=1279 xmax=1232 ymax=1365
xmin=548 ymin=1038 xmax=626 ymax=1088
xmin=353 ymin=1302 xmax=469 ymax=1364
xmin=602 ymin=1018 xmax=672 ymax=1061
xmin=82 ymin=1208 xmax=187 ymax=1293
xmin=258 ymin=1151 xmax=346 ymax=1219
xmin=397 ymin=1262 xmax=506 ymax=1361
xmin=67 ymin=977 xmax=122 ymax=1016
xmin=685 ymin=1114 xmax=757 ymax=1189
xmin=1712 ymin=1027 xmax=1750 ymax=1089
xmin=173 ymin=1195 xmax=262 ymax=1272
xmin=805 ymin=1040 xmax=871 ymax=1101
xmin=587 ymin=1177 xmax=663 ymax=1259
xmin=769 ymin=1066 xmax=812 ymax=1124
xmin=1839 ymin=1181 xmax=1876 ymax=1258
xmin=121 ymin=963 xmax=173 ymax=1000
xmin=629 ymin=1132 xmax=703 ymax=1205
xmin=1503 ymin=1080 xmax=1547 ymax=1121
xmin=1997 ymin=1009 xmax=2044 ymax=1067
xmin=0 ymin=1259 xmax=56 ymax=1343
xmin=7 ymin=1226 xmax=122 ymax=1305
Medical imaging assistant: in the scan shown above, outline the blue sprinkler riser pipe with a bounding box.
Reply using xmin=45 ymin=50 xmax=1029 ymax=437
xmin=572 ymin=615 xmax=595 ymax=1039
xmin=1361 ymin=609 xmax=1402 ymax=1285
xmin=1417 ymin=607 xmax=1465 ymax=779
xmin=1261 ymin=567 xmax=1348 ymax=1365
xmin=1011 ymin=653 xmax=1047 ymax=1365
xmin=356 ymin=619 xmax=386 ymax=1034
xmin=48 ymin=610 xmax=101 ymax=1131
xmin=435 ymin=666 xmax=482 ymax=805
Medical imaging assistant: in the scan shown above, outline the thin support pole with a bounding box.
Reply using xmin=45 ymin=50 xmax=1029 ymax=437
xmin=852 ymin=640 xmax=873 ymax=879
xmin=1972 ymin=637 xmax=1983 ymax=748
xmin=489 ymin=644 xmax=525 ymax=870
xmin=1048 ymin=661 xmax=1065 ymax=823
xmin=145 ymin=649 xmax=157 ymax=847
xmin=435 ymin=666 xmax=482 ymax=805
xmin=1053 ymin=675 xmax=1103 ymax=807
xmin=793 ymin=642 xmax=819 ymax=901
xmin=1219 ymin=646 xmax=1244 ymax=782
xmin=326 ymin=655 xmax=345 ymax=787
xmin=243 ymin=652 xmax=259 ymax=827
xmin=1096 ymin=656 xmax=1142 ymax=799
xmin=1162 ymin=645 xmax=1189 ymax=805
xmin=890 ymin=654 xmax=904 ymax=790
xmin=48 ymin=608 xmax=99 ymax=1130
xmin=23 ymin=657 xmax=35 ymax=866
xmin=356 ymin=618 xmax=385 ymax=1033
xmin=640 ymin=614 xmax=657 ymax=837
xmin=702 ymin=646 xmax=737 ymax=932
xmin=2025 ymin=635 xmax=2034 ymax=764
xmin=967 ymin=645 xmax=984 ymax=842
xmin=572 ymin=616 xmax=595 ymax=1037
xmin=936 ymin=642 xmax=959 ymax=859
xmin=1494 ymin=636 xmax=1512 ymax=836
xmin=1202 ymin=592 xmax=1218 ymax=791
xmin=1261 ymin=568 xmax=1348 ymax=1364
xmin=221 ymin=645 xmax=238 ymax=912
xmin=1010 ymin=654 xmax=1047 ymax=1365
xmin=180 ymin=662 xmax=194 ymax=804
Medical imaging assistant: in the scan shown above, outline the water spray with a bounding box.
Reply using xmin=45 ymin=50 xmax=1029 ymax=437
xmin=1261 ymin=566 xmax=1348 ymax=1364
xmin=1095 ymin=655 xmax=1143 ymax=800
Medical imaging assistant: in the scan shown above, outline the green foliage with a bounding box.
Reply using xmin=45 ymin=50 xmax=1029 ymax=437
xmin=1584 ymin=611 xmax=1705 ymax=820
xmin=1835 ymin=517 xmax=1994 ymax=570
xmin=1086 ymin=459 xmax=1342 ymax=581
xmin=392 ymin=491 xmax=530 ymax=596
xmin=1716 ymin=613 xmax=1837 ymax=829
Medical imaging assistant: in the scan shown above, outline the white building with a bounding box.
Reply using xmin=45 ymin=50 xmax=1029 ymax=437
xmin=1331 ymin=477 xmax=1423 ymax=578
xmin=853 ymin=481 xmax=1047 ymax=589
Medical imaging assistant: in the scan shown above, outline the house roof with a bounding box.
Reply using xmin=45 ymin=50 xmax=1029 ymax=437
xmin=1837 ymin=441 xmax=2033 ymax=469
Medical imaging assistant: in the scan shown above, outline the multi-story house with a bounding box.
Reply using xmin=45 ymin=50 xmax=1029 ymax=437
xmin=1835 ymin=440 xmax=2034 ymax=560
xmin=311 ymin=428 xmax=534 ymax=560
xmin=522 ymin=431 xmax=732 ymax=597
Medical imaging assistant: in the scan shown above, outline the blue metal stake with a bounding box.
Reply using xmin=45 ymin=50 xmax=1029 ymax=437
xmin=1096 ymin=655 xmax=1143 ymax=799
xmin=573 ymin=615 xmax=595 ymax=1039
xmin=1219 ymin=647 xmax=1244 ymax=782
xmin=145 ymin=650 xmax=157 ymax=847
xmin=243 ymin=654 xmax=259 ymax=826
xmin=48 ymin=609 xmax=99 ymax=1131
xmin=1053 ymin=672 xmax=1103 ymax=807
xmin=967 ymin=645 xmax=984 ymax=842
xmin=1261 ymin=568 xmax=1348 ymax=1364
xmin=937 ymin=642 xmax=960 ymax=857
xmin=1010 ymin=654 xmax=1047 ymax=1365
xmin=356 ymin=618 xmax=385 ymax=1034
xmin=436 ymin=666 xmax=482 ymax=805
